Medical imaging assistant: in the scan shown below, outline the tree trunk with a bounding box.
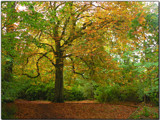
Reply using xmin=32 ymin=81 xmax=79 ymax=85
xmin=54 ymin=57 xmax=64 ymax=103
xmin=54 ymin=40 xmax=64 ymax=102
xmin=3 ymin=60 xmax=13 ymax=82
xmin=3 ymin=2 xmax=16 ymax=82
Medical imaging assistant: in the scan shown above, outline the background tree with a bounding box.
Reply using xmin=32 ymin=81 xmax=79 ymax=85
xmin=2 ymin=2 xmax=18 ymax=82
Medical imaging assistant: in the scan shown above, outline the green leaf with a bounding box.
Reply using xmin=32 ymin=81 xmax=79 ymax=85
xmin=144 ymin=62 xmax=158 ymax=68
xmin=29 ymin=5 xmax=34 ymax=11
xmin=134 ymin=62 xmax=142 ymax=66
xmin=50 ymin=18 xmax=55 ymax=23
xmin=153 ymin=62 xmax=158 ymax=66
xmin=113 ymin=57 xmax=119 ymax=61
xmin=134 ymin=67 xmax=146 ymax=73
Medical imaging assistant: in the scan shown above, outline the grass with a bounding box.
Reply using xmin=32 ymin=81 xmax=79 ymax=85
xmin=128 ymin=104 xmax=159 ymax=119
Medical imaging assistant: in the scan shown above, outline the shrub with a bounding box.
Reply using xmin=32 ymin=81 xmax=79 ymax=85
xmin=82 ymin=81 xmax=99 ymax=99
xmin=18 ymin=82 xmax=85 ymax=101
xmin=24 ymin=85 xmax=47 ymax=100
xmin=146 ymin=91 xmax=159 ymax=106
xmin=45 ymin=87 xmax=55 ymax=101
xmin=120 ymin=85 xmax=140 ymax=102
xmin=2 ymin=79 xmax=31 ymax=103
xmin=144 ymin=81 xmax=159 ymax=106
xmin=18 ymin=82 xmax=55 ymax=101
xmin=64 ymin=87 xmax=86 ymax=101
xmin=95 ymin=84 xmax=121 ymax=102
xmin=95 ymin=84 xmax=142 ymax=103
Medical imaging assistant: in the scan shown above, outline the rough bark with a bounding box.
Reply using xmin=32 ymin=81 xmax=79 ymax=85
xmin=54 ymin=57 xmax=64 ymax=103
xmin=54 ymin=39 xmax=64 ymax=103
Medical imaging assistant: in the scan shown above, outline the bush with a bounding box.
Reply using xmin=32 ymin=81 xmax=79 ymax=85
xmin=82 ymin=81 xmax=99 ymax=99
xmin=95 ymin=84 xmax=121 ymax=102
xmin=2 ymin=79 xmax=31 ymax=103
xmin=65 ymin=88 xmax=85 ymax=101
xmin=18 ymin=82 xmax=55 ymax=101
xmin=45 ymin=84 xmax=55 ymax=101
xmin=145 ymin=91 xmax=159 ymax=106
xmin=95 ymin=84 xmax=143 ymax=103
xmin=18 ymin=82 xmax=85 ymax=101
xmin=23 ymin=85 xmax=47 ymax=100
xmin=120 ymin=85 xmax=140 ymax=102
xmin=144 ymin=81 xmax=159 ymax=106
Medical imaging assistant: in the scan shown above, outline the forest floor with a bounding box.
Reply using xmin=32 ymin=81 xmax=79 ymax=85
xmin=5 ymin=99 xmax=159 ymax=119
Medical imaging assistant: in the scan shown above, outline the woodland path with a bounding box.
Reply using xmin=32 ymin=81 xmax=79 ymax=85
xmin=5 ymin=99 xmax=157 ymax=119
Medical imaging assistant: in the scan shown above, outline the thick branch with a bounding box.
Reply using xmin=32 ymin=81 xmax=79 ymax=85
xmin=38 ymin=53 xmax=55 ymax=66
xmin=40 ymin=43 xmax=56 ymax=54
xmin=56 ymin=2 xmax=65 ymax=10
xmin=59 ymin=3 xmax=93 ymax=49
xmin=43 ymin=30 xmax=54 ymax=39
xmin=49 ymin=1 xmax=65 ymax=10
xmin=75 ymin=4 xmax=92 ymax=19
xmin=61 ymin=21 xmax=92 ymax=49
xmin=60 ymin=16 xmax=70 ymax=40
xmin=34 ymin=30 xmax=56 ymax=54
xmin=22 ymin=51 xmax=55 ymax=78
xmin=27 ymin=51 xmax=55 ymax=66
xmin=22 ymin=55 xmax=43 ymax=78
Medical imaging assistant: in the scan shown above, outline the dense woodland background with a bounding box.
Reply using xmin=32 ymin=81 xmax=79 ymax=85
xmin=1 ymin=2 xmax=158 ymax=117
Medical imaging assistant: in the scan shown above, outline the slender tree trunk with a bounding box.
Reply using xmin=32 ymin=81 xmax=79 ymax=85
xmin=3 ymin=60 xmax=13 ymax=81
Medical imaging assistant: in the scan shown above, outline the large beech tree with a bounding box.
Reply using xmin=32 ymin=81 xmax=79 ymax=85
xmin=2 ymin=1 xmax=145 ymax=102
